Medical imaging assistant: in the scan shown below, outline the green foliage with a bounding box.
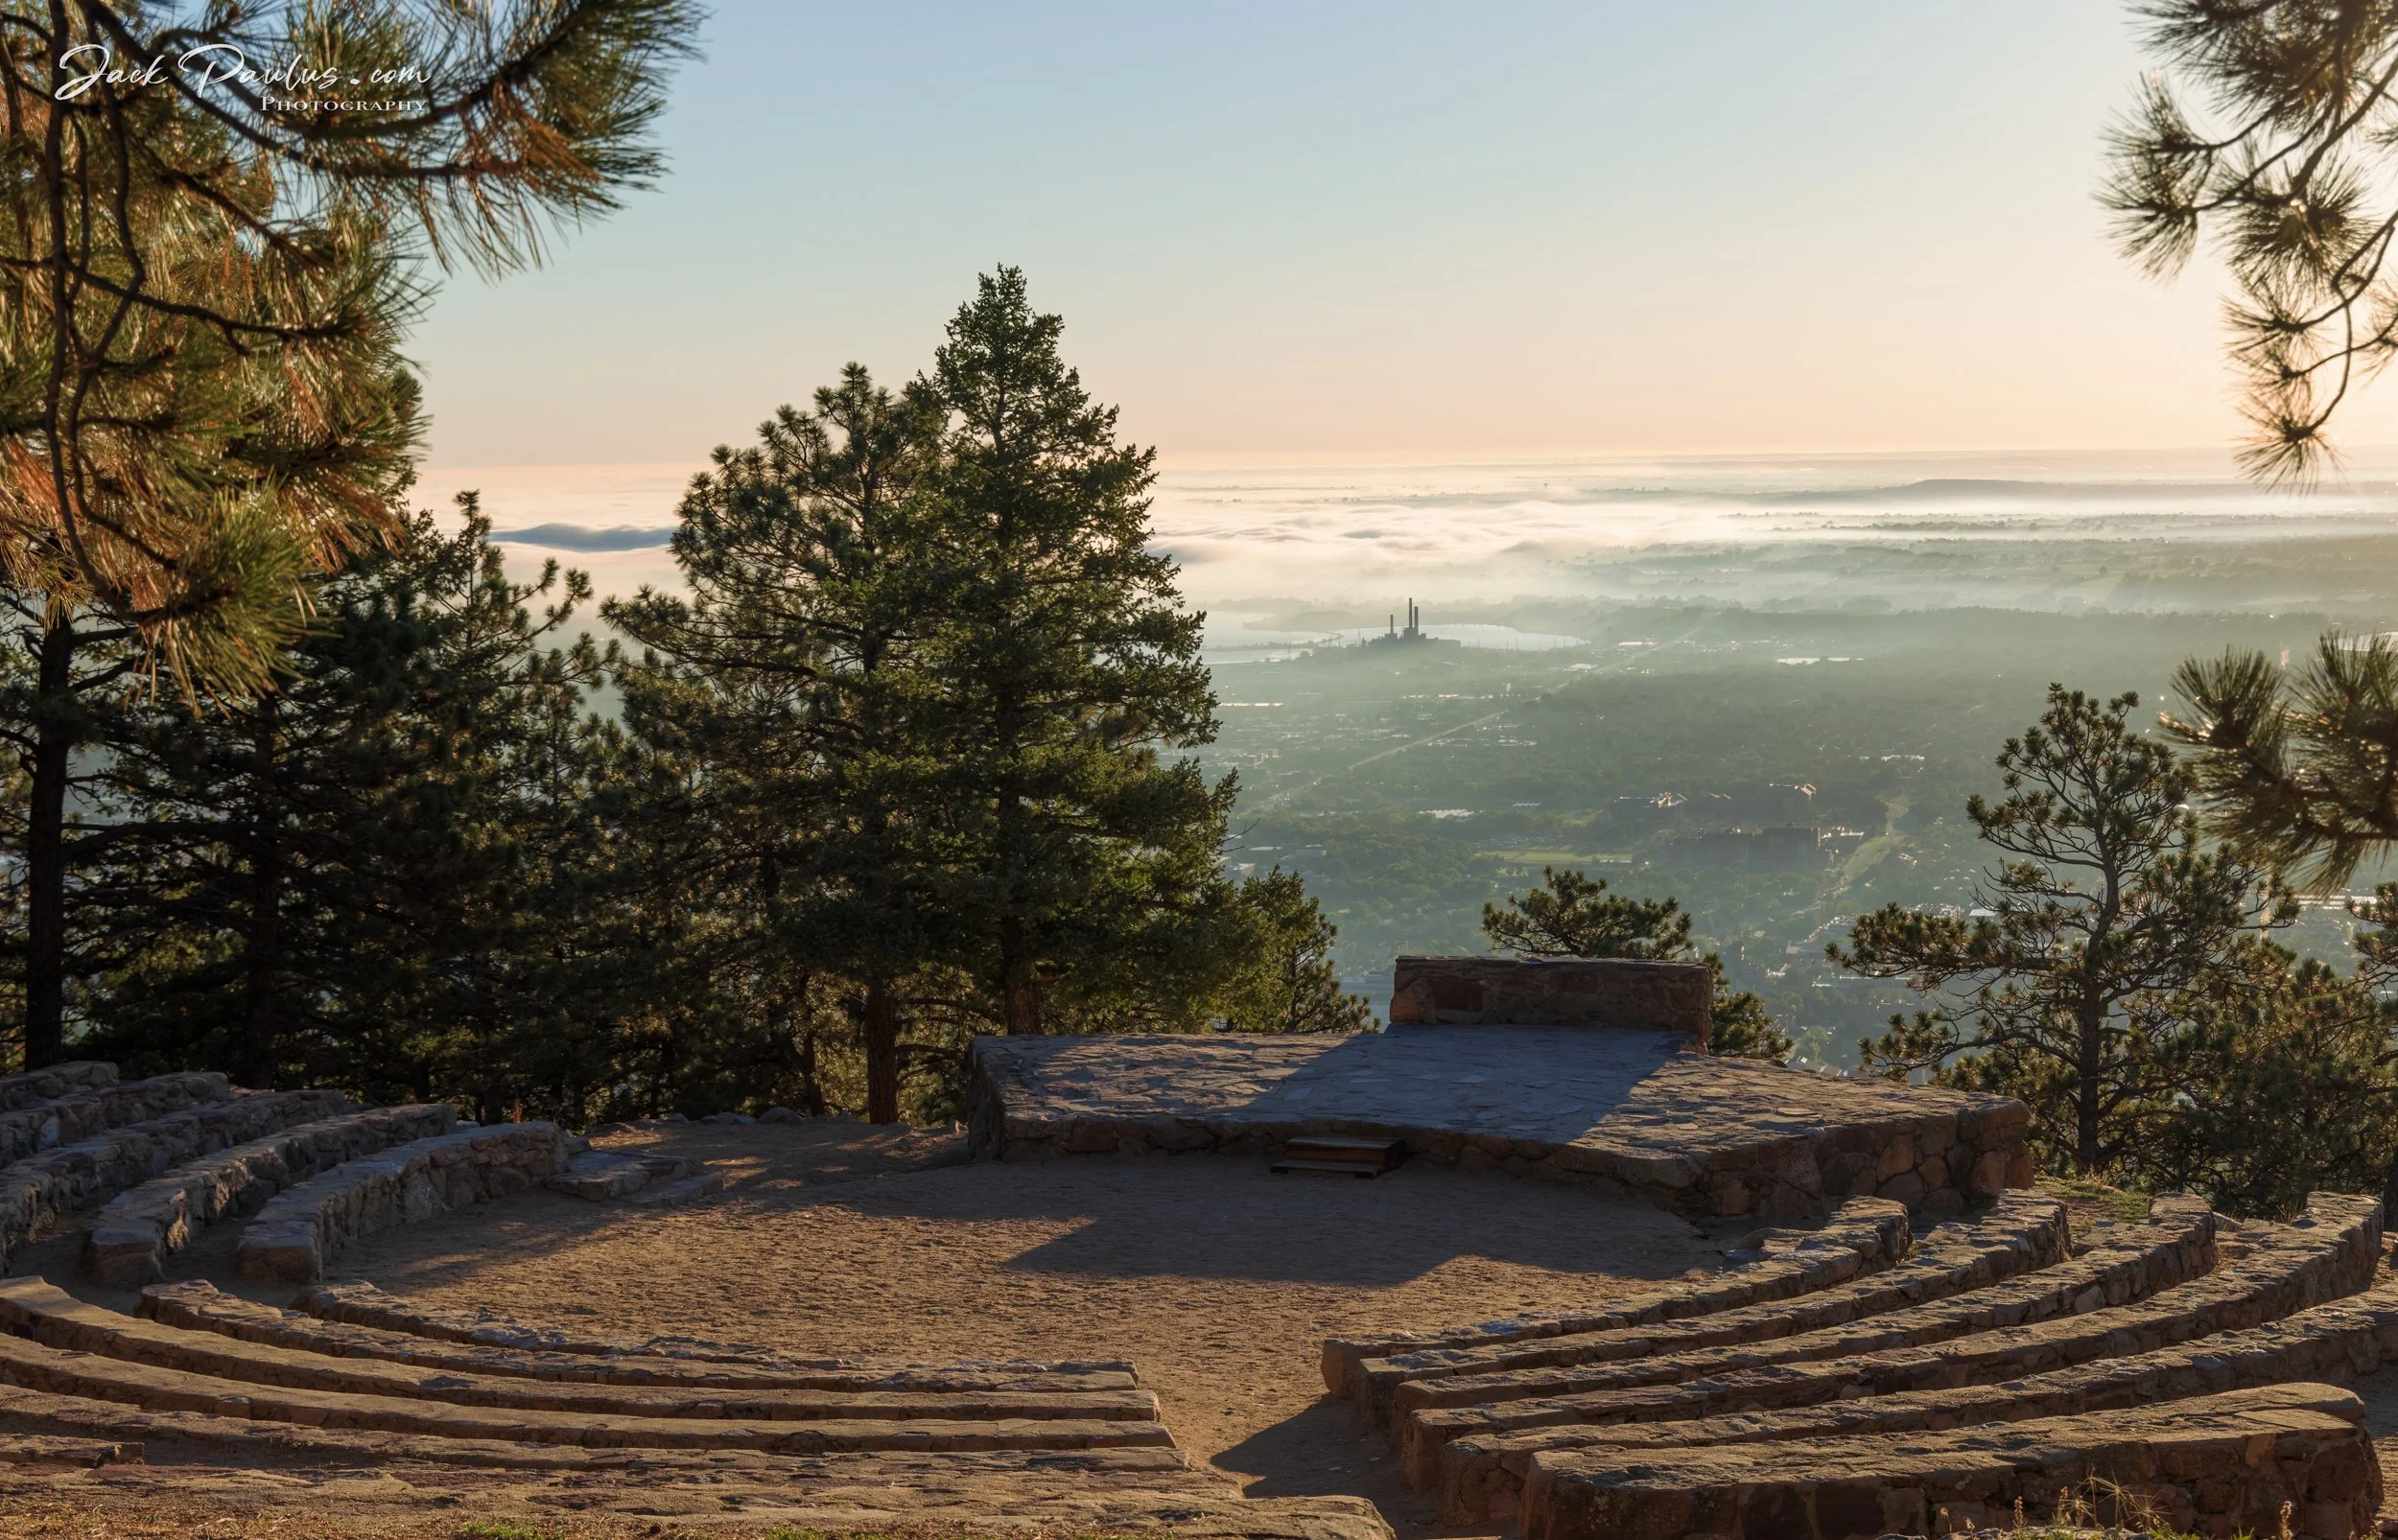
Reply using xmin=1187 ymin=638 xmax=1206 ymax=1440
xmin=1827 ymin=684 xmax=2398 ymax=1211
xmin=76 ymin=498 xmax=610 ymax=1114
xmin=0 ymin=0 xmax=699 ymax=700
xmin=1481 ymin=866 xmax=1691 ymax=959
xmin=1483 ymin=865 xmax=1793 ymax=1061
xmin=1214 ymin=869 xmax=1374 ymax=1034
xmin=2166 ymin=635 xmax=2398 ymax=889
xmin=2105 ymin=4 xmax=2398 ymax=480
xmin=906 ymin=268 xmax=1234 ymax=1038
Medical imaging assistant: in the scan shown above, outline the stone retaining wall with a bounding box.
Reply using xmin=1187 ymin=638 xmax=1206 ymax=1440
xmin=1518 ymin=1385 xmax=2380 ymax=1540
xmin=236 ymin=1123 xmax=567 ymax=1284
xmin=82 ymin=1105 xmax=458 ymax=1287
xmin=0 ymin=1062 xmax=115 ymax=1114
xmin=1389 ymin=957 xmax=1712 ymax=1040
xmin=971 ymin=1033 xmax=2035 ymax=1224
xmin=0 ymin=1072 xmax=230 ymax=1164
xmin=0 ymin=1089 xmax=341 ymax=1269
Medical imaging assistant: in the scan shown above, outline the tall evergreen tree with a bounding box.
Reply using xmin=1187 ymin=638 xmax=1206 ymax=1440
xmin=83 ymin=498 xmax=605 ymax=1106
xmin=909 ymin=268 xmax=1234 ymax=1036
xmin=608 ymin=367 xmax=947 ymax=1123
xmin=0 ymin=595 xmax=140 ymax=1067
xmin=1834 ymin=687 xmax=2287 ymax=1176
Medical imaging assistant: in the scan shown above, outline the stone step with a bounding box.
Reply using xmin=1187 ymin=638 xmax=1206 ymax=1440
xmin=1436 ymin=1263 xmax=2398 ymax=1526
xmin=0 ymin=1375 xmax=1187 ymax=1476
xmin=626 ymin=1169 xmax=724 ymax=1206
xmin=0 ymin=1072 xmax=232 ymax=1164
xmin=546 ymin=1150 xmax=657 ymax=1200
xmin=0 ymin=1277 xmax=1158 ymax=1425
xmin=0 ymin=1381 xmax=1394 ymax=1540
xmin=1401 ymin=1192 xmax=2383 ymax=1490
xmin=1389 ymin=1194 xmax=2219 ymax=1434
xmin=0 ymin=1431 xmax=139 ymax=1467
xmin=1277 ymin=1135 xmax=1406 ymax=1175
xmin=1355 ymin=1189 xmax=2123 ymax=1422
xmin=236 ymin=1122 xmax=568 ymax=1283
xmin=292 ymin=1279 xmax=1138 ymax=1379
xmin=0 ymin=1089 xmax=343 ymax=1271
xmin=0 ymin=1327 xmax=1176 ymax=1453
xmin=0 ymin=1062 xmax=116 ymax=1115
xmin=82 ymin=1105 xmax=458 ymax=1287
xmin=142 ymin=1280 xmax=1141 ymax=1393
xmin=1320 ymin=1192 xmax=1925 ymax=1398
xmin=1270 ymin=1156 xmax=1383 ymax=1178
xmin=1515 ymin=1384 xmax=2377 ymax=1540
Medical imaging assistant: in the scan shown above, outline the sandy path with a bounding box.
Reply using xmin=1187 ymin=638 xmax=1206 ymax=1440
xmin=327 ymin=1121 xmax=1725 ymax=1534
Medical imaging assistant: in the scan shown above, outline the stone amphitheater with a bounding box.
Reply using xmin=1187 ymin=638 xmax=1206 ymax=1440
xmin=0 ymin=957 xmax=2392 ymax=1540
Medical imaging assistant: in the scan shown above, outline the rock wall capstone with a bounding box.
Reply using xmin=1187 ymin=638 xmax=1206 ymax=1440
xmin=1389 ymin=957 xmax=1712 ymax=1043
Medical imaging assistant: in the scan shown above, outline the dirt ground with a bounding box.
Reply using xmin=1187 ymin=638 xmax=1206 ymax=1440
xmin=250 ymin=1120 xmax=1724 ymax=1535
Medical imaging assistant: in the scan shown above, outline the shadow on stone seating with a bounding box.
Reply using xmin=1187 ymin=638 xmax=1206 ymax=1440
xmin=1211 ymin=1398 xmax=1428 ymax=1531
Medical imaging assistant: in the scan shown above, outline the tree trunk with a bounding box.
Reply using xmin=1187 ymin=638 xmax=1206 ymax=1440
xmin=237 ymin=698 xmax=282 ymax=1088
xmin=862 ymin=977 xmax=901 ymax=1124
xmin=21 ymin=615 xmax=75 ymax=1068
xmin=2076 ymin=1000 xmax=2103 ymax=1175
xmin=999 ymin=917 xmax=1041 ymax=1035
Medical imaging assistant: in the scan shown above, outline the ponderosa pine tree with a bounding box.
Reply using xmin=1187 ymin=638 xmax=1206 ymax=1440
xmin=908 ymin=268 xmax=1234 ymax=1037
xmin=1833 ymin=686 xmax=2288 ymax=1176
xmin=0 ymin=595 xmax=141 ymax=1068
xmin=2106 ymin=3 xmax=2398 ymax=481
xmin=0 ymin=1 xmax=699 ymax=699
xmin=1214 ymin=869 xmax=1373 ymax=1035
xmin=1482 ymin=866 xmax=1793 ymax=1060
xmin=82 ymin=498 xmax=605 ymax=1106
xmin=606 ymin=367 xmax=948 ymax=1123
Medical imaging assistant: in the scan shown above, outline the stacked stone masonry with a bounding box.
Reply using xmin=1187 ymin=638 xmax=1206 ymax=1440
xmin=1388 ymin=956 xmax=1715 ymax=1039
xmin=0 ymin=1060 xmax=1393 ymax=1537
xmin=82 ymin=1104 xmax=458 ymax=1287
xmin=0 ymin=1263 xmax=1381 ymax=1536
xmin=0 ymin=1062 xmax=115 ymax=1113
xmin=1316 ymin=1184 xmax=2398 ymax=1539
xmin=0 ymin=1088 xmax=341 ymax=1271
xmin=970 ymin=1028 xmax=2036 ymax=1222
xmin=236 ymin=1122 xmax=569 ymax=1284
xmin=0 ymin=1071 xmax=230 ymax=1163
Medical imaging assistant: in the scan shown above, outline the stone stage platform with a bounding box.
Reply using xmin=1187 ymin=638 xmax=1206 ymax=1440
xmin=966 ymin=1025 xmax=2034 ymax=1222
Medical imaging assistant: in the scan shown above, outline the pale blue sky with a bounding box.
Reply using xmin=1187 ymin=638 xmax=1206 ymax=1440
xmin=411 ymin=3 xmax=2316 ymax=468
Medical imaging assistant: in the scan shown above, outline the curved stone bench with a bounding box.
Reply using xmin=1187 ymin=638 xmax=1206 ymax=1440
xmin=0 ymin=1278 xmax=1157 ymax=1425
xmin=0 ymin=1062 xmax=115 ymax=1114
xmin=1402 ymin=1192 xmax=2378 ymax=1494
xmin=1389 ymin=1194 xmax=2217 ymax=1435
xmin=1322 ymin=1194 xmax=1919 ymax=1399
xmin=81 ymin=1105 xmax=457 ymax=1287
xmin=0 ymin=1380 xmax=1393 ymax=1540
xmin=1516 ymin=1384 xmax=2377 ymax=1540
xmin=147 ymin=1281 xmax=1140 ymax=1392
xmin=1439 ymin=1254 xmax=2398 ymax=1525
xmin=0 ymin=1072 xmax=230 ymax=1165
xmin=1353 ymin=1191 xmax=2071 ymax=1422
xmin=0 ymin=1088 xmax=341 ymax=1270
xmin=0 ymin=1319 xmax=1168 ymax=1455
xmin=234 ymin=1123 xmax=568 ymax=1284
